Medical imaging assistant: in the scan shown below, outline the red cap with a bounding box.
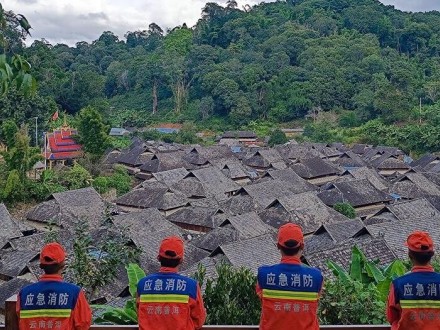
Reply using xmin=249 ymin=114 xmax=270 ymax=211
xmin=40 ymin=243 xmax=66 ymax=265
xmin=277 ymin=223 xmax=304 ymax=249
xmin=159 ymin=236 xmax=184 ymax=259
xmin=406 ymin=231 xmax=434 ymax=252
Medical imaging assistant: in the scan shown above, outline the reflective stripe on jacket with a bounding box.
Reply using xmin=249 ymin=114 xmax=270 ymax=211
xmin=137 ymin=267 xmax=206 ymax=330
xmin=256 ymin=256 xmax=323 ymax=330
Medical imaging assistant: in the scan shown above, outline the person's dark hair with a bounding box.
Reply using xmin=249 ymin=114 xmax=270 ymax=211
xmin=158 ymin=250 xmax=181 ymax=268
xmin=278 ymin=240 xmax=302 ymax=256
xmin=409 ymin=250 xmax=434 ymax=265
xmin=39 ymin=262 xmax=64 ymax=275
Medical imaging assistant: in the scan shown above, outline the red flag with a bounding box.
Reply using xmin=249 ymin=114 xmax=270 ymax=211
xmin=52 ymin=111 xmax=59 ymax=121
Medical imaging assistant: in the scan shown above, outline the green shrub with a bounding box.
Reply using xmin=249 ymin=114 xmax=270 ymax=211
xmin=333 ymin=203 xmax=356 ymax=219
xmin=107 ymin=165 xmax=132 ymax=195
xmin=196 ymin=263 xmax=261 ymax=325
xmin=92 ymin=176 xmax=110 ymax=194
xmin=109 ymin=136 xmax=132 ymax=149
xmin=319 ymin=280 xmax=386 ymax=325
xmin=93 ymin=165 xmax=132 ymax=196
xmin=339 ymin=112 xmax=361 ymax=128
xmin=63 ymin=163 xmax=92 ymax=190
xmin=2 ymin=169 xmax=23 ymax=202
xmin=268 ymin=128 xmax=288 ymax=147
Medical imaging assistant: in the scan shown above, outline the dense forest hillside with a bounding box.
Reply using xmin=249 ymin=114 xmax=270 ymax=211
xmin=5 ymin=0 xmax=440 ymax=140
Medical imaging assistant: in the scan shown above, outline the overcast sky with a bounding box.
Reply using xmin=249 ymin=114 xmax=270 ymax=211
xmin=4 ymin=0 xmax=440 ymax=46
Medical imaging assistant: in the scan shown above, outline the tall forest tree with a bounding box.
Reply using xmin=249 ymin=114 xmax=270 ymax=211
xmin=76 ymin=106 xmax=111 ymax=157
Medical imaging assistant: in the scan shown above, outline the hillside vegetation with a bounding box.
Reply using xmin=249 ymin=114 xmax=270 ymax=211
xmin=4 ymin=0 xmax=440 ymax=153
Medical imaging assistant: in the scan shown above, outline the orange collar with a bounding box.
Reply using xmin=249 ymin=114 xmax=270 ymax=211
xmin=412 ymin=265 xmax=434 ymax=272
xmin=40 ymin=274 xmax=63 ymax=282
xmin=281 ymin=256 xmax=302 ymax=264
xmin=159 ymin=266 xmax=179 ymax=273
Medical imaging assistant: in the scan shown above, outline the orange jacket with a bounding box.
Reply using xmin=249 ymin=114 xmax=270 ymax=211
xmin=387 ymin=265 xmax=440 ymax=330
xmin=16 ymin=274 xmax=92 ymax=330
xmin=137 ymin=267 xmax=206 ymax=330
xmin=256 ymin=256 xmax=323 ymax=330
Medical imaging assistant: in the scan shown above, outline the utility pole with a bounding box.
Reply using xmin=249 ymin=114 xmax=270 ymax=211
xmin=419 ymin=97 xmax=422 ymax=125
xmin=33 ymin=116 xmax=38 ymax=147
xmin=44 ymin=132 xmax=47 ymax=170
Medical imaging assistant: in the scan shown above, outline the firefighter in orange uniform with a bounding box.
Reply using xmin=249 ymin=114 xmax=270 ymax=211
xmin=137 ymin=236 xmax=206 ymax=330
xmin=16 ymin=242 xmax=92 ymax=330
xmin=387 ymin=231 xmax=440 ymax=330
xmin=256 ymin=223 xmax=323 ymax=330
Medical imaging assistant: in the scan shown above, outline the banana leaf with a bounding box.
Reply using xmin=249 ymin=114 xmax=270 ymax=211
xmin=327 ymin=260 xmax=351 ymax=283
xmin=349 ymin=248 xmax=362 ymax=282
xmin=365 ymin=261 xmax=386 ymax=284
xmin=376 ymin=278 xmax=392 ymax=302
xmin=126 ymin=263 xmax=146 ymax=298
xmin=383 ymin=259 xmax=407 ymax=279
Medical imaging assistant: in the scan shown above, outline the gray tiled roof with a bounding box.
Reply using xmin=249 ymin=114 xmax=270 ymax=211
xmin=265 ymin=168 xmax=317 ymax=191
xmin=26 ymin=200 xmax=62 ymax=226
xmin=305 ymin=231 xmax=336 ymax=255
xmin=319 ymin=179 xmax=392 ymax=207
xmin=258 ymin=205 xmax=290 ymax=229
xmin=305 ymin=237 xmax=397 ymax=278
xmin=243 ymin=151 xmax=273 ymax=169
xmin=189 ymin=167 xmax=240 ymax=201
xmin=115 ymin=187 xmax=188 ymax=211
xmin=135 ymin=226 xmax=182 ymax=258
xmin=26 ymin=188 xmax=107 ymax=230
xmin=183 ymin=146 xmax=236 ymax=166
xmin=220 ymin=212 xmax=274 ymax=239
xmin=410 ymin=154 xmax=439 ymax=169
xmin=351 ymin=144 xmax=369 ymax=155
xmin=220 ymin=162 xmax=250 ymax=180
xmin=171 ymin=177 xmax=207 ymax=198
xmin=52 ymin=187 xmax=108 ymax=230
xmin=140 ymin=151 xmax=195 ymax=173
xmin=348 ymin=167 xmax=388 ymax=191
xmin=10 ymin=230 xmax=74 ymax=254
xmin=0 ymin=204 xmax=22 ymax=241
xmin=117 ymin=145 xmax=153 ymax=166
xmin=367 ymin=199 xmax=440 ymax=259
xmin=276 ymin=192 xmax=350 ymax=234
xmin=376 ymin=157 xmax=410 ymax=171
xmin=395 ymin=172 xmax=440 ymax=197
xmin=212 ymin=234 xmax=280 ymax=274
xmin=291 ymin=157 xmax=339 ymax=179
xmin=243 ymin=180 xmax=303 ymax=208
xmin=322 ymin=219 xmax=366 ymax=242
xmin=390 ymin=181 xmax=427 ymax=199
xmin=0 ymin=249 xmax=37 ymax=278
xmin=333 ymin=151 xmax=367 ymax=168
xmin=167 ymin=207 xmax=218 ymax=229
xmin=152 ymin=168 xmax=189 ymax=186
xmin=113 ymin=209 xmax=177 ymax=248
xmin=191 ymin=225 xmax=240 ymax=252
xmin=219 ymin=194 xmax=260 ymax=216
xmin=0 ymin=278 xmax=33 ymax=309
xmin=275 ymin=145 xmax=323 ymax=160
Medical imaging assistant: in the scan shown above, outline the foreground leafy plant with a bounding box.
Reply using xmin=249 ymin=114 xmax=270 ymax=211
xmin=94 ymin=263 xmax=145 ymax=324
xmin=328 ymin=246 xmax=407 ymax=302
xmin=319 ymin=279 xmax=386 ymax=325
xmin=196 ymin=263 xmax=261 ymax=325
